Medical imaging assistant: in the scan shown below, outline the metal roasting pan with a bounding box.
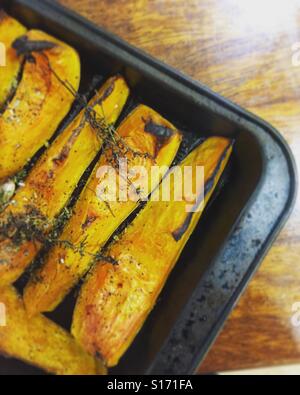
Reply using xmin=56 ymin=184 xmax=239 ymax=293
xmin=0 ymin=0 xmax=297 ymax=375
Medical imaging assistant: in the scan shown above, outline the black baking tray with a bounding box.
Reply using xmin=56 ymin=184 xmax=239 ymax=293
xmin=0 ymin=0 xmax=297 ymax=375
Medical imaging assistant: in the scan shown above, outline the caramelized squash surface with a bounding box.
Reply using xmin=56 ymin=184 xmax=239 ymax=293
xmin=0 ymin=76 xmax=129 ymax=287
xmin=0 ymin=29 xmax=81 ymax=181
xmin=71 ymin=137 xmax=232 ymax=366
xmin=0 ymin=14 xmax=235 ymax=374
xmin=24 ymin=105 xmax=182 ymax=316
xmin=0 ymin=12 xmax=27 ymax=108
xmin=0 ymin=286 xmax=106 ymax=375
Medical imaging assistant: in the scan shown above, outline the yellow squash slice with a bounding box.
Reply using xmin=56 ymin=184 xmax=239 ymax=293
xmin=24 ymin=105 xmax=182 ymax=316
xmin=0 ymin=286 xmax=106 ymax=375
xmin=0 ymin=29 xmax=81 ymax=182
xmin=71 ymin=137 xmax=232 ymax=367
xmin=0 ymin=75 xmax=129 ymax=287
xmin=0 ymin=12 xmax=27 ymax=108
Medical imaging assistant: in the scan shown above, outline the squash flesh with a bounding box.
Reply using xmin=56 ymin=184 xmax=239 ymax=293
xmin=0 ymin=12 xmax=27 ymax=108
xmin=0 ymin=29 xmax=81 ymax=182
xmin=71 ymin=137 xmax=232 ymax=367
xmin=0 ymin=286 xmax=106 ymax=375
xmin=0 ymin=76 xmax=130 ymax=287
xmin=23 ymin=104 xmax=182 ymax=316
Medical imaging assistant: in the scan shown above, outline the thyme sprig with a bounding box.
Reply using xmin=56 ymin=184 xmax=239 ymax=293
xmin=47 ymin=57 xmax=152 ymax=169
xmin=0 ymin=206 xmax=117 ymax=265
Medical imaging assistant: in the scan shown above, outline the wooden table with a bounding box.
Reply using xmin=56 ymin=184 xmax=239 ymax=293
xmin=59 ymin=0 xmax=300 ymax=373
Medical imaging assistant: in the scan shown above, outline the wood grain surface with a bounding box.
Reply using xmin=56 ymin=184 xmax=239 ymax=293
xmin=58 ymin=0 xmax=300 ymax=373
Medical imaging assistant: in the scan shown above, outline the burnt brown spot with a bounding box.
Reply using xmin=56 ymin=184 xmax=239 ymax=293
xmin=47 ymin=170 xmax=54 ymax=179
xmin=171 ymin=142 xmax=232 ymax=241
xmin=172 ymin=211 xmax=196 ymax=242
xmin=12 ymin=36 xmax=57 ymax=57
xmin=144 ymin=119 xmax=174 ymax=139
xmin=91 ymin=77 xmax=117 ymax=109
xmin=100 ymin=82 xmax=115 ymax=103
xmin=52 ymin=117 xmax=86 ymax=166
xmin=85 ymin=304 xmax=95 ymax=316
xmin=144 ymin=118 xmax=175 ymax=157
xmin=82 ymin=214 xmax=97 ymax=230
xmin=52 ymin=145 xmax=70 ymax=166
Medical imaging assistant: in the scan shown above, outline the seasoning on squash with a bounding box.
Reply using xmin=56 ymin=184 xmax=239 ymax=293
xmin=0 ymin=29 xmax=81 ymax=182
xmin=0 ymin=75 xmax=130 ymax=287
xmin=23 ymin=105 xmax=182 ymax=317
xmin=71 ymin=137 xmax=232 ymax=367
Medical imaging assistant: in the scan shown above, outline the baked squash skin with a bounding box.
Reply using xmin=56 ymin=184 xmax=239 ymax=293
xmin=24 ymin=105 xmax=182 ymax=316
xmin=0 ymin=76 xmax=129 ymax=287
xmin=0 ymin=12 xmax=27 ymax=109
xmin=0 ymin=286 xmax=106 ymax=375
xmin=0 ymin=29 xmax=81 ymax=182
xmin=71 ymin=137 xmax=232 ymax=367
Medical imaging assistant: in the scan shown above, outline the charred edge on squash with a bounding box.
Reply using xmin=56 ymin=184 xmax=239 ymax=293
xmin=171 ymin=142 xmax=233 ymax=242
xmin=42 ymin=69 xmax=148 ymax=173
xmin=0 ymin=57 xmax=26 ymax=114
xmin=88 ymin=76 xmax=119 ymax=110
xmin=12 ymin=36 xmax=57 ymax=58
xmin=52 ymin=75 xmax=121 ymax=156
xmin=144 ymin=118 xmax=175 ymax=157
xmin=97 ymin=79 xmax=115 ymax=104
xmin=2 ymin=35 xmax=57 ymax=113
xmin=52 ymin=117 xmax=86 ymax=167
xmin=52 ymin=78 xmax=118 ymax=167
xmin=82 ymin=214 xmax=98 ymax=230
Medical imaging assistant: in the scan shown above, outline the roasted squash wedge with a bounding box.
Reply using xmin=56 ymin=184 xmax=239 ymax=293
xmin=0 ymin=12 xmax=27 ymax=108
xmin=0 ymin=286 xmax=106 ymax=375
xmin=24 ymin=105 xmax=182 ymax=316
xmin=0 ymin=75 xmax=129 ymax=287
xmin=71 ymin=137 xmax=232 ymax=367
xmin=0 ymin=29 xmax=81 ymax=182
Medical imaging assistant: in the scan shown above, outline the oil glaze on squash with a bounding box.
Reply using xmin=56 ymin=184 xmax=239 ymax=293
xmin=23 ymin=105 xmax=182 ymax=316
xmin=0 ymin=286 xmax=106 ymax=375
xmin=0 ymin=12 xmax=27 ymax=109
xmin=0 ymin=29 xmax=81 ymax=182
xmin=0 ymin=76 xmax=129 ymax=287
xmin=72 ymin=137 xmax=232 ymax=367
